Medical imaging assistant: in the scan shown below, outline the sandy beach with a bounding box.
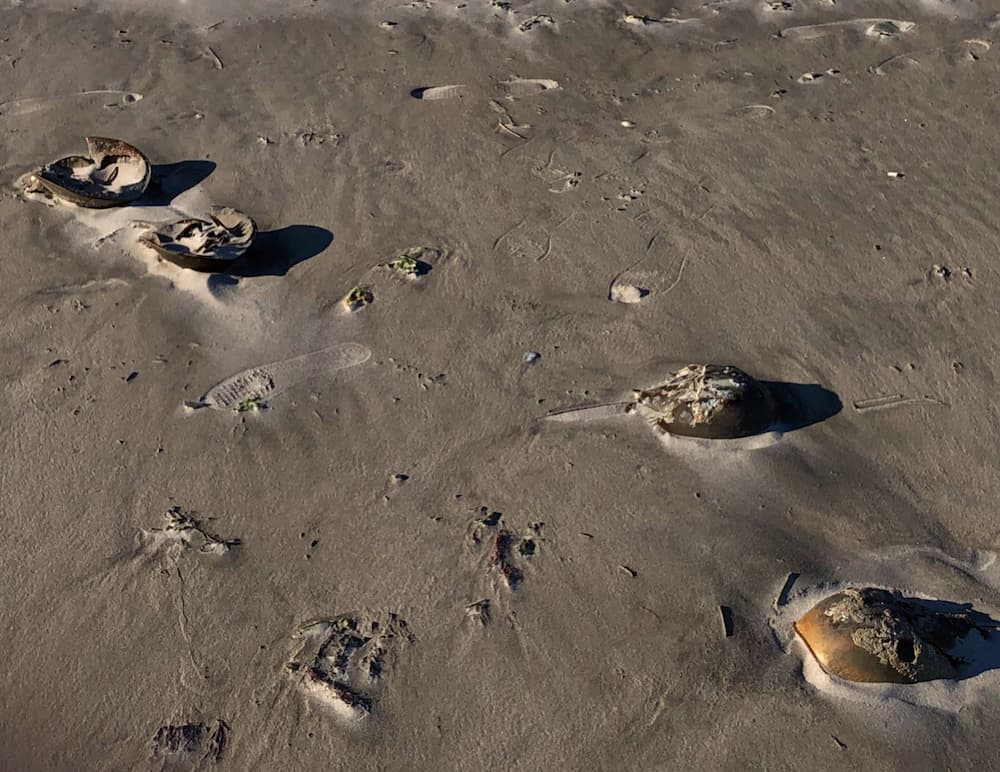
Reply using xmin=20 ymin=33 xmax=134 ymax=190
xmin=3 ymin=0 xmax=1000 ymax=769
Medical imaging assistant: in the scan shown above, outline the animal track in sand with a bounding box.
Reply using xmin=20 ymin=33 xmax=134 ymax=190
xmin=409 ymin=84 xmax=470 ymax=100
xmin=286 ymin=613 xmax=413 ymax=723
xmin=185 ymin=342 xmax=370 ymax=412
xmin=0 ymin=90 xmax=142 ymax=117
xmin=779 ymin=18 xmax=915 ymax=41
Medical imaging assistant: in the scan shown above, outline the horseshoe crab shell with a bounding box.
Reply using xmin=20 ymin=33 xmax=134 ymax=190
xmin=794 ymin=587 xmax=979 ymax=684
xmin=635 ymin=364 xmax=777 ymax=439
xmin=33 ymin=137 xmax=150 ymax=208
xmin=139 ymin=207 xmax=257 ymax=272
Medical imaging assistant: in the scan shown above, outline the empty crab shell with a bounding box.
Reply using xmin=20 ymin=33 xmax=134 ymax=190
xmin=139 ymin=207 xmax=257 ymax=272
xmin=635 ymin=364 xmax=777 ymax=439
xmin=33 ymin=137 xmax=151 ymax=208
xmin=794 ymin=587 xmax=979 ymax=684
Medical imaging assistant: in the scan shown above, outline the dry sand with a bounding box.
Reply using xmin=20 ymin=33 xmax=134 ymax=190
xmin=3 ymin=0 xmax=1000 ymax=768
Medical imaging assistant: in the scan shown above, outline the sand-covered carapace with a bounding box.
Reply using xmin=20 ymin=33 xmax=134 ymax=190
xmin=794 ymin=587 xmax=990 ymax=684
xmin=635 ymin=364 xmax=777 ymax=439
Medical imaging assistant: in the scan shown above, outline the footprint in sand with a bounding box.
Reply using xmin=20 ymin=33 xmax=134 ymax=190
xmin=779 ymin=18 xmax=915 ymax=41
xmin=952 ymin=38 xmax=991 ymax=63
xmin=286 ymin=613 xmax=414 ymax=723
xmin=531 ymin=150 xmax=582 ymax=194
xmin=866 ymin=20 xmax=916 ymax=40
xmin=797 ymin=69 xmax=841 ymax=84
xmin=499 ymin=77 xmax=560 ymax=98
xmin=337 ymin=245 xmax=445 ymax=313
xmin=517 ymin=14 xmax=555 ymax=33
xmin=622 ymin=13 xmax=697 ymax=27
xmin=410 ymin=85 xmax=470 ymax=100
xmin=185 ymin=342 xmax=370 ymax=412
xmin=151 ymin=719 xmax=229 ymax=762
xmin=466 ymin=508 xmax=539 ymax=595
xmin=733 ymin=104 xmax=776 ymax=119
xmin=0 ymin=90 xmax=142 ymax=117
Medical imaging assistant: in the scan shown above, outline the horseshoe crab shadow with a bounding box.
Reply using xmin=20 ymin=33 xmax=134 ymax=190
xmin=913 ymin=597 xmax=1000 ymax=681
xmin=765 ymin=381 xmax=842 ymax=434
xmin=139 ymin=160 xmax=217 ymax=205
xmin=228 ymin=225 xmax=333 ymax=277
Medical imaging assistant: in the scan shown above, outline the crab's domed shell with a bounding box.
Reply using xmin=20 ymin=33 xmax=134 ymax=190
xmin=794 ymin=587 xmax=971 ymax=684
xmin=635 ymin=364 xmax=776 ymax=439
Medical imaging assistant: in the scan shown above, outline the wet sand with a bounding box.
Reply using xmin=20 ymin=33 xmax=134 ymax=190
xmin=3 ymin=1 xmax=1000 ymax=769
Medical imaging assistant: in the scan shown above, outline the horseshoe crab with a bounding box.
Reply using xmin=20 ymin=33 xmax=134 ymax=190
xmin=138 ymin=207 xmax=256 ymax=272
xmin=794 ymin=587 xmax=986 ymax=684
xmin=28 ymin=136 xmax=150 ymax=207
xmin=546 ymin=364 xmax=778 ymax=440
xmin=633 ymin=364 xmax=777 ymax=439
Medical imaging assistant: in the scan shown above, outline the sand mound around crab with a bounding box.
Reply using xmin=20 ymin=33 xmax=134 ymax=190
xmin=794 ymin=587 xmax=996 ymax=684
xmin=25 ymin=136 xmax=150 ymax=208
xmin=138 ymin=207 xmax=257 ymax=272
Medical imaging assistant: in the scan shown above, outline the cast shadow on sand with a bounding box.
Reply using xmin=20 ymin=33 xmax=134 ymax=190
xmin=139 ymin=160 xmax=217 ymax=205
xmin=915 ymin=597 xmax=1000 ymax=681
xmin=228 ymin=225 xmax=333 ymax=277
xmin=765 ymin=381 xmax=842 ymax=434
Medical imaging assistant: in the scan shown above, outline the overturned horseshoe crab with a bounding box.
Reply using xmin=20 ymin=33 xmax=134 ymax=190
xmin=26 ymin=136 xmax=151 ymax=207
xmin=138 ymin=207 xmax=257 ymax=272
xmin=794 ymin=587 xmax=992 ymax=684
xmin=546 ymin=364 xmax=779 ymax=440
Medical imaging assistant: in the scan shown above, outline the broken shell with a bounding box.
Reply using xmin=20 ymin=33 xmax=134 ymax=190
xmin=794 ymin=587 xmax=980 ymax=684
xmin=33 ymin=137 xmax=150 ymax=208
xmin=635 ymin=364 xmax=777 ymax=439
xmin=139 ymin=207 xmax=257 ymax=272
